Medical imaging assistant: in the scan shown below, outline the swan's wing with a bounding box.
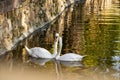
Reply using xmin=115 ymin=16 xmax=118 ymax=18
xmin=58 ymin=53 xmax=83 ymax=61
xmin=31 ymin=47 xmax=52 ymax=58
xmin=28 ymin=48 xmax=39 ymax=58
xmin=37 ymin=48 xmax=52 ymax=58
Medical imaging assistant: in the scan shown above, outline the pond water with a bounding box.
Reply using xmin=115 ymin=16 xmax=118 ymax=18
xmin=0 ymin=0 xmax=120 ymax=80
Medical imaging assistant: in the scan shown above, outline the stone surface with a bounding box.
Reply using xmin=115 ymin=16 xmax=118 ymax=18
xmin=0 ymin=0 xmax=74 ymax=54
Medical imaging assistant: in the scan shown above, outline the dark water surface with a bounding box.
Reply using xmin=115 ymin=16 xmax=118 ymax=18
xmin=0 ymin=0 xmax=120 ymax=80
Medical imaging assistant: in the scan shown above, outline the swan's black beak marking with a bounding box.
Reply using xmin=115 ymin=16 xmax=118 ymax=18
xmin=55 ymin=37 xmax=58 ymax=42
xmin=55 ymin=33 xmax=59 ymax=42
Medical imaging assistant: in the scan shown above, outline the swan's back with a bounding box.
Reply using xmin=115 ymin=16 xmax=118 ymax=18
xmin=30 ymin=47 xmax=52 ymax=58
xmin=58 ymin=53 xmax=84 ymax=61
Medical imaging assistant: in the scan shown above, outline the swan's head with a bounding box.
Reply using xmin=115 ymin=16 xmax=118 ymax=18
xmin=55 ymin=33 xmax=59 ymax=37
xmin=55 ymin=33 xmax=59 ymax=42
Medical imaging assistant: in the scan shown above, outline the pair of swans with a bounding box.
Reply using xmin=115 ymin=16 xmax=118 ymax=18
xmin=25 ymin=33 xmax=86 ymax=61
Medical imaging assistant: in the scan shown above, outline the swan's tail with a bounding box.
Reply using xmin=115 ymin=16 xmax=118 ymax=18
xmin=83 ymin=55 xmax=87 ymax=58
xmin=25 ymin=46 xmax=31 ymax=53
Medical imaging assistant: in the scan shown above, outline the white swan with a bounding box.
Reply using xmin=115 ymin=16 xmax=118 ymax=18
xmin=55 ymin=37 xmax=86 ymax=61
xmin=25 ymin=33 xmax=59 ymax=58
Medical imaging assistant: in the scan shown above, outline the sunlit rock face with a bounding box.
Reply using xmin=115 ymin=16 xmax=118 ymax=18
xmin=0 ymin=0 xmax=74 ymax=54
xmin=0 ymin=0 xmax=116 ymax=54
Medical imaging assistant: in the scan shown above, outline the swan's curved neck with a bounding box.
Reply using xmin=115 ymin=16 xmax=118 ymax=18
xmin=52 ymin=38 xmax=58 ymax=58
xmin=25 ymin=46 xmax=32 ymax=55
xmin=55 ymin=37 xmax=62 ymax=59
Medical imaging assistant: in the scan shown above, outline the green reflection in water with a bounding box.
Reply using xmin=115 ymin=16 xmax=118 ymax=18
xmin=82 ymin=1 xmax=120 ymax=67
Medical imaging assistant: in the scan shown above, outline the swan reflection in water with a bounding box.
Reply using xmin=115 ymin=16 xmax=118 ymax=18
xmin=27 ymin=55 xmax=84 ymax=80
xmin=60 ymin=61 xmax=83 ymax=67
xmin=27 ymin=57 xmax=52 ymax=66
xmin=28 ymin=57 xmax=84 ymax=67
xmin=54 ymin=60 xmax=84 ymax=80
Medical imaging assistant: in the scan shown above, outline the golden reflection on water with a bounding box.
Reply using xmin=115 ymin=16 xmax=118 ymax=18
xmin=0 ymin=58 xmax=119 ymax=80
xmin=0 ymin=51 xmax=118 ymax=80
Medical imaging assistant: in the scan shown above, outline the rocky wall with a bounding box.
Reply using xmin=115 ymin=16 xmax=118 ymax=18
xmin=0 ymin=0 xmax=76 ymax=54
xmin=0 ymin=0 xmax=115 ymax=55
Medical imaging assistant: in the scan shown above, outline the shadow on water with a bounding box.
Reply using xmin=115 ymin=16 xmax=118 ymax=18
xmin=0 ymin=0 xmax=120 ymax=80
